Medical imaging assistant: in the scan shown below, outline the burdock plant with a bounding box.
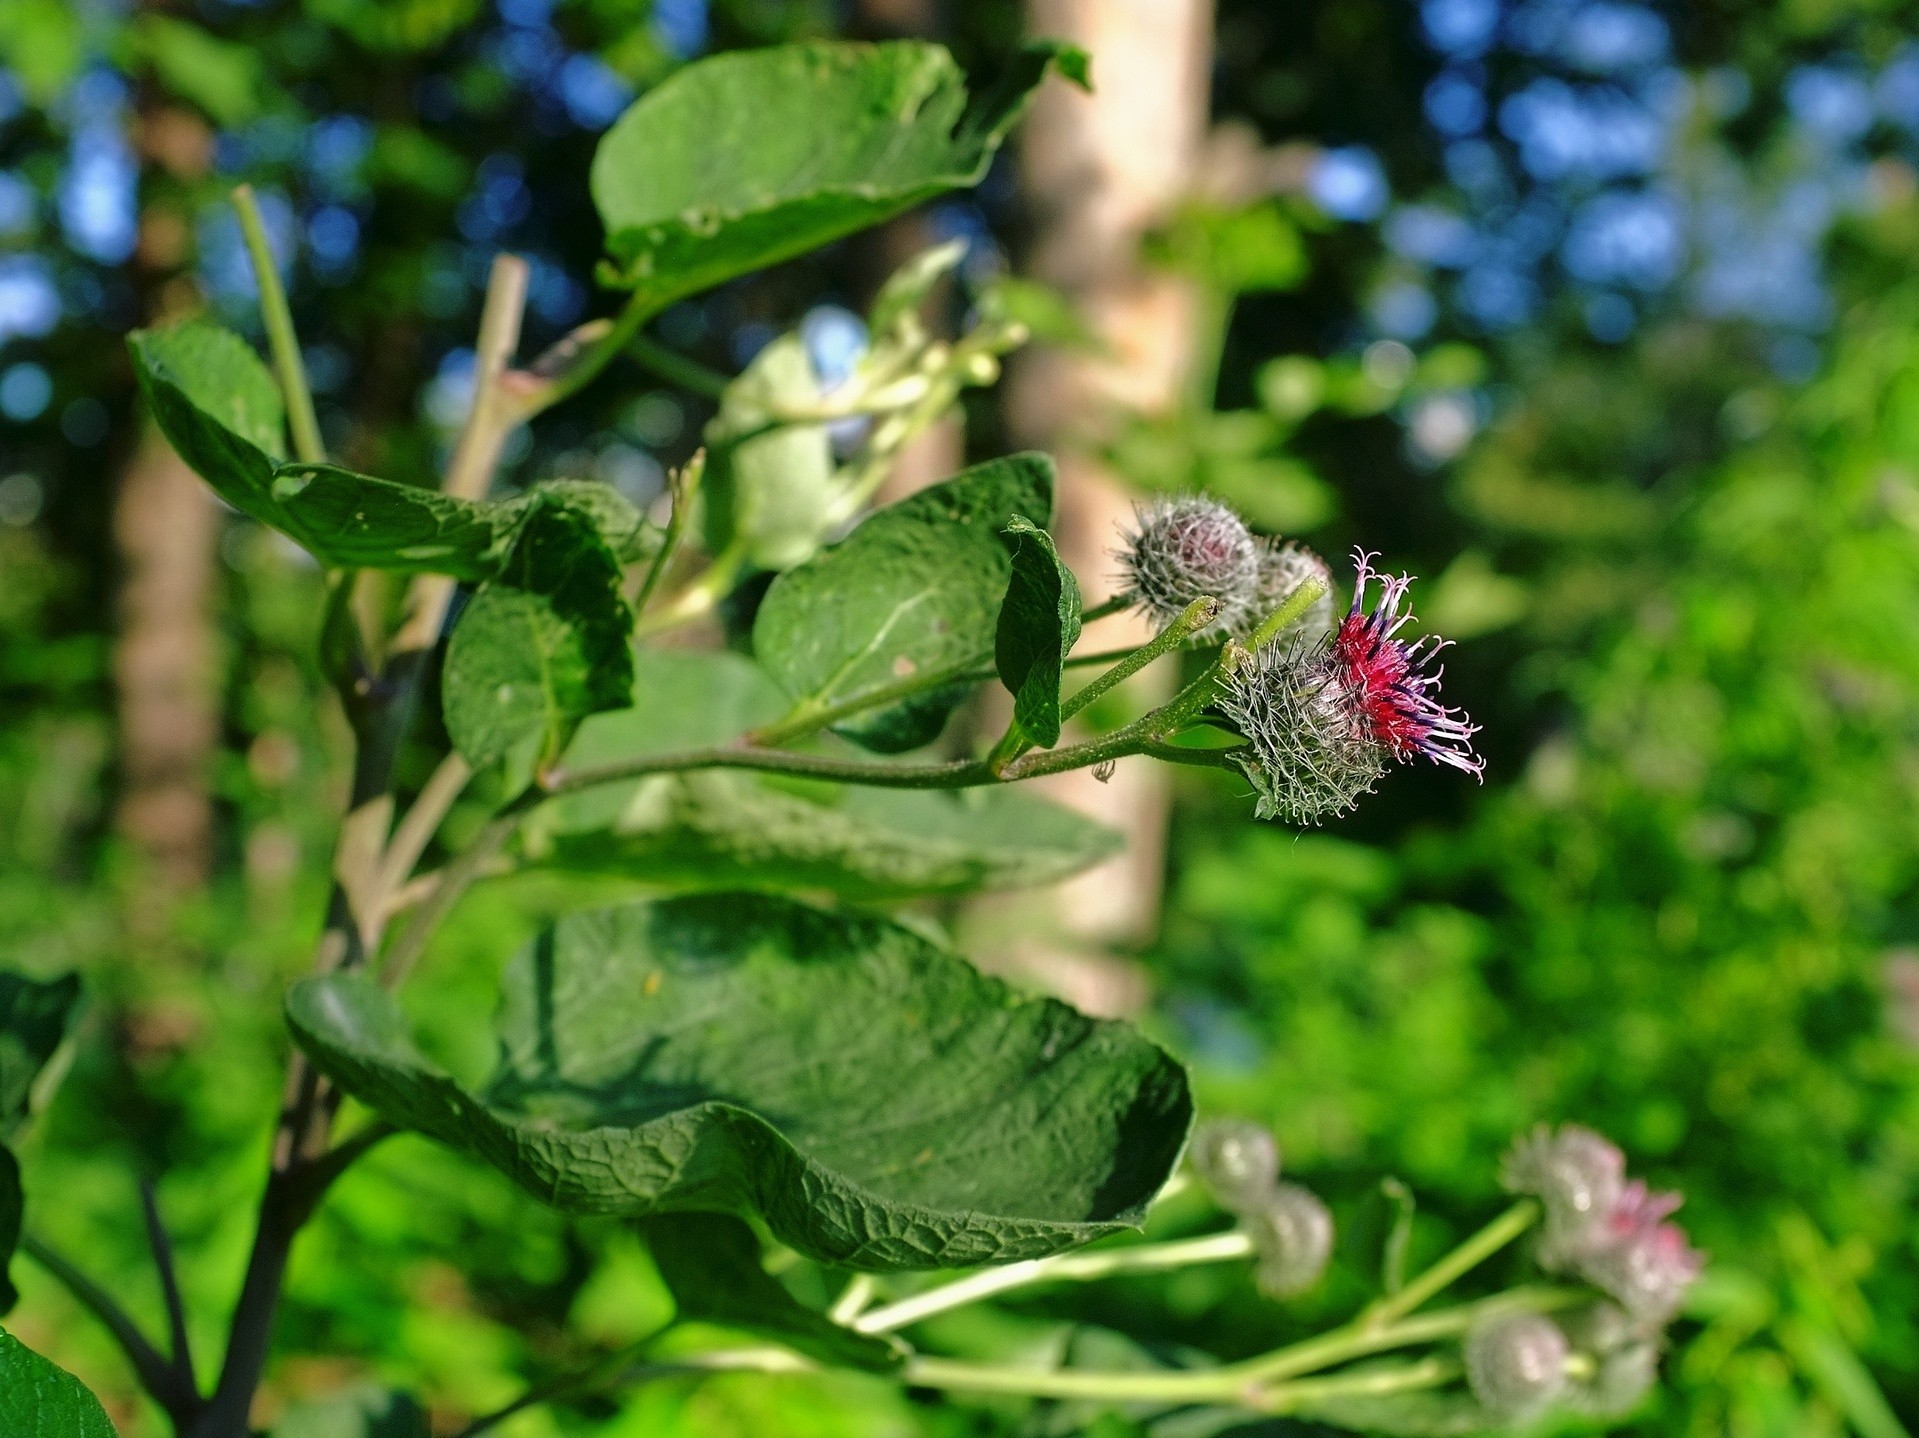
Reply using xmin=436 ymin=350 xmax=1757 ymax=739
xmin=0 ymin=36 xmax=1686 ymax=1438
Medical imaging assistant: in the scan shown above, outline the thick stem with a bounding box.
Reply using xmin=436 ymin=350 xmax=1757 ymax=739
xmin=23 ymin=1232 xmax=201 ymax=1425
xmin=379 ymin=806 xmax=525 ymax=989
xmin=373 ymin=751 xmax=473 ymax=911
xmin=231 ymin=185 xmax=323 ymax=465
xmin=853 ymin=1231 xmax=1253 ymax=1334
xmin=199 ymin=258 xmax=534 ymax=1438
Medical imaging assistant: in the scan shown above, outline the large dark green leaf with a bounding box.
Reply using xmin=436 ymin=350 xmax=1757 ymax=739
xmin=591 ymin=40 xmax=1085 ymax=302
xmin=442 ymin=495 xmax=635 ymax=774
xmin=644 ymin=1213 xmax=904 ymax=1371
xmin=531 ymin=651 xmax=1120 ymax=899
xmin=0 ymin=1329 xmax=117 ymax=1437
xmin=287 ymin=894 xmax=1190 ymax=1269
xmin=754 ymin=454 xmax=1055 ymax=752
xmin=995 ymin=517 xmax=1082 ymax=748
xmin=129 ymin=321 xmax=515 ymax=577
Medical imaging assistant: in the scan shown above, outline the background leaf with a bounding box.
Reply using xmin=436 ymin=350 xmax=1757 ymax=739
xmin=0 ymin=1329 xmax=117 ymax=1436
xmin=753 ymin=453 xmax=1054 ymax=752
xmin=129 ymin=322 xmax=516 ymax=577
xmin=643 ymin=1213 xmax=905 ymax=1372
xmin=529 ymin=651 xmax=1121 ymax=899
xmin=287 ymin=894 xmax=1191 ymax=1268
xmin=701 ymin=333 xmax=838 ymax=571
xmin=442 ymin=494 xmax=634 ymax=774
xmin=590 ymin=40 xmax=1079 ymax=301
xmin=272 ymin=1387 xmax=429 ymax=1438
xmin=995 ymin=516 xmax=1082 ymax=748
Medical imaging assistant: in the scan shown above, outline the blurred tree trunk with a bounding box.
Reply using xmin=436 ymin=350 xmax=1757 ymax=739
xmin=976 ymin=0 xmax=1215 ymax=1012
xmin=115 ymin=95 xmax=221 ymax=893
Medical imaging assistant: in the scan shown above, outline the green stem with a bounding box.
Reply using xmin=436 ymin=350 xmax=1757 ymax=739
xmin=1249 ymin=574 xmax=1330 ymax=651
xmin=854 ymin=1230 xmax=1254 ymax=1334
xmin=635 ymin=451 xmax=703 ymax=617
xmin=1254 ymin=1355 xmax=1458 ymax=1416
xmin=517 ymin=291 xmax=659 ymax=420
xmin=232 ymin=184 xmax=323 ymax=464
xmin=1079 ymin=595 xmax=1129 ymax=623
xmin=747 ymin=652 xmax=988 ymax=748
xmin=633 ymin=542 xmax=746 ymax=638
xmin=1060 ymin=596 xmax=1220 ymax=725
xmin=1355 ymin=1200 xmax=1538 ymax=1332
xmin=1224 ymin=1283 xmax=1576 ymax=1386
xmin=629 ymin=333 xmax=732 ymax=400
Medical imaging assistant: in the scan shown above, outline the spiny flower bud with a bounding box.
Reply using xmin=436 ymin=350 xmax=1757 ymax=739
xmin=1236 ymin=539 xmax=1335 ymax=645
xmin=1501 ymin=1124 xmax=1626 ymax=1267
xmin=1217 ymin=550 xmax=1482 ymax=825
xmin=1464 ymin=1311 xmax=1570 ymax=1422
xmin=1115 ymin=496 xmax=1260 ymax=634
xmin=1245 ymin=1181 xmax=1334 ymax=1298
xmin=1189 ymin=1118 xmax=1280 ymax=1210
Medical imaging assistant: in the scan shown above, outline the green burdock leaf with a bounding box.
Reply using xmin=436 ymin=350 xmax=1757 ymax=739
xmin=287 ymin=894 xmax=1191 ymax=1269
xmin=442 ymin=494 xmax=634 ymax=775
xmin=272 ymin=1387 xmax=429 ymax=1438
xmin=644 ymin=1213 xmax=905 ymax=1372
xmin=530 ymin=651 xmax=1120 ymax=899
xmin=754 ymin=454 xmax=1055 ymax=752
xmin=591 ymin=39 xmax=1085 ymax=303
xmin=128 ymin=321 xmax=516 ymax=577
xmin=995 ymin=516 xmax=1082 ymax=747
xmin=0 ymin=1330 xmax=117 ymax=1436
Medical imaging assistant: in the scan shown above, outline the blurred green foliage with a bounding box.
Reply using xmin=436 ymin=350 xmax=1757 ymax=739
xmin=3 ymin=1 xmax=1919 ymax=1435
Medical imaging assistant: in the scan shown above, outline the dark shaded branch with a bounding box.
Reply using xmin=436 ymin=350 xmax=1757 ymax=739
xmin=23 ymin=1231 xmax=200 ymax=1424
xmin=139 ymin=1181 xmax=195 ymax=1393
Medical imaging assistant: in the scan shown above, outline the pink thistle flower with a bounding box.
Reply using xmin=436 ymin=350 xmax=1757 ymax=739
xmin=1218 ymin=549 xmax=1483 ymax=823
xmin=1578 ymin=1183 xmax=1704 ymax=1325
xmin=1331 ymin=551 xmax=1484 ymax=776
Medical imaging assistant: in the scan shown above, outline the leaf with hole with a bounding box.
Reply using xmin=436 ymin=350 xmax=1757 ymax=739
xmin=995 ymin=516 xmax=1082 ymax=747
xmin=442 ymin=495 xmax=634 ymax=775
xmin=754 ymin=453 xmax=1054 ymax=752
xmin=286 ymin=893 xmax=1191 ymax=1269
xmin=529 ymin=651 xmax=1121 ymax=899
xmin=591 ymin=40 xmax=1086 ymax=302
xmin=0 ymin=1330 xmax=117 ymax=1437
xmin=644 ymin=1213 xmax=905 ymax=1371
xmin=129 ymin=320 xmax=516 ymax=576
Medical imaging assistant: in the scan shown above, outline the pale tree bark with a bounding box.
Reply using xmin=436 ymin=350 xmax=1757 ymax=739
xmin=114 ymin=98 xmax=222 ymax=893
xmin=967 ymin=0 xmax=1216 ymax=1015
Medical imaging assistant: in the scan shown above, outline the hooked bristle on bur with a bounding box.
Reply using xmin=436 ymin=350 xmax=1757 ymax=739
xmin=1115 ymin=496 xmax=1260 ymax=635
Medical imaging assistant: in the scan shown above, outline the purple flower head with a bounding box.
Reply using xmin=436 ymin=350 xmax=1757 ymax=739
xmin=1577 ymin=1182 xmax=1703 ymax=1324
xmin=1502 ymin=1123 xmax=1627 ymax=1264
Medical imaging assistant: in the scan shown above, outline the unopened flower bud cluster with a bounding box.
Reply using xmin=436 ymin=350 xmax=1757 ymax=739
xmin=1464 ymin=1124 xmax=1703 ymax=1423
xmin=1188 ymin=1118 xmax=1333 ymax=1299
